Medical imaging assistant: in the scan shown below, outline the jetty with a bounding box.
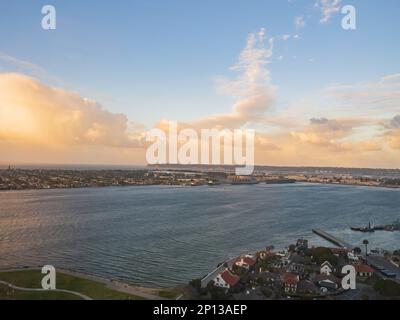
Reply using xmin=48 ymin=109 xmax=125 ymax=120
xmin=312 ymin=229 xmax=354 ymax=249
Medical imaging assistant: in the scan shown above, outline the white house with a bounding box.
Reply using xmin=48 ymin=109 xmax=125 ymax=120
xmin=355 ymin=264 xmax=374 ymax=277
xmin=234 ymin=256 xmax=256 ymax=270
xmin=320 ymin=261 xmax=333 ymax=275
xmin=213 ymin=269 xmax=240 ymax=289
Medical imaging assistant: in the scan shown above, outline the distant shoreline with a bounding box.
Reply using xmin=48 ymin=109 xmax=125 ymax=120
xmin=0 ymin=180 xmax=399 ymax=193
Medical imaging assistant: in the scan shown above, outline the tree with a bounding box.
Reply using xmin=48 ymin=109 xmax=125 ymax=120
xmin=190 ymin=278 xmax=201 ymax=291
xmin=311 ymin=247 xmax=338 ymax=266
xmin=206 ymin=282 xmax=228 ymax=300
xmin=363 ymin=239 xmax=369 ymax=256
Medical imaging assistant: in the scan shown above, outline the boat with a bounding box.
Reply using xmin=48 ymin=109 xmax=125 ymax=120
xmin=351 ymin=220 xmax=400 ymax=233
xmin=350 ymin=222 xmax=375 ymax=233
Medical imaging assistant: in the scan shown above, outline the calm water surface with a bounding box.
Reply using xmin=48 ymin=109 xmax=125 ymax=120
xmin=0 ymin=183 xmax=399 ymax=287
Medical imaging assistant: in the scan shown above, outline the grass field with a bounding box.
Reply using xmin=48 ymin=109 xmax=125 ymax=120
xmin=0 ymin=269 xmax=144 ymax=300
xmin=0 ymin=283 xmax=82 ymax=300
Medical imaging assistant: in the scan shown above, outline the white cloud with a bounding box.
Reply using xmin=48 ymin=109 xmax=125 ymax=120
xmin=279 ymin=34 xmax=291 ymax=41
xmin=0 ymin=52 xmax=59 ymax=84
xmin=188 ymin=28 xmax=277 ymax=129
xmin=315 ymin=0 xmax=342 ymax=23
xmin=294 ymin=16 xmax=306 ymax=28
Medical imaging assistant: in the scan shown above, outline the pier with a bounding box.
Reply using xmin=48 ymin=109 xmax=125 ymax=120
xmin=312 ymin=229 xmax=354 ymax=249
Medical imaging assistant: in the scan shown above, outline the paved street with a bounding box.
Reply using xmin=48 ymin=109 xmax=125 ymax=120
xmin=366 ymin=255 xmax=400 ymax=283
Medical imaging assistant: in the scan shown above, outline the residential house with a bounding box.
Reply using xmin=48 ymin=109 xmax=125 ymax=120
xmin=320 ymin=261 xmax=333 ymax=275
xmin=214 ymin=269 xmax=240 ymax=290
xmin=290 ymin=263 xmax=305 ymax=275
xmin=234 ymin=256 xmax=257 ymax=271
xmin=355 ymin=264 xmax=374 ymax=277
xmin=282 ymin=273 xmax=299 ymax=294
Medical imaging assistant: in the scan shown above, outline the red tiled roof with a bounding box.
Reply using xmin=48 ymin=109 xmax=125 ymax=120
xmin=282 ymin=273 xmax=299 ymax=285
xmin=221 ymin=270 xmax=240 ymax=286
xmin=234 ymin=256 xmax=256 ymax=266
xmin=355 ymin=264 xmax=374 ymax=274
xmin=243 ymin=257 xmax=256 ymax=266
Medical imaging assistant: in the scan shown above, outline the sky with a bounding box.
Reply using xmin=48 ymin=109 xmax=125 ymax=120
xmin=0 ymin=0 xmax=399 ymax=168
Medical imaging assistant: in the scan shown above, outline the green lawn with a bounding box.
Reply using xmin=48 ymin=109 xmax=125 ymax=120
xmin=374 ymin=279 xmax=400 ymax=297
xmin=0 ymin=270 xmax=144 ymax=300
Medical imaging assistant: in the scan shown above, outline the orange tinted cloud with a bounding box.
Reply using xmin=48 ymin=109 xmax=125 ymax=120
xmin=0 ymin=73 xmax=143 ymax=148
xmin=0 ymin=70 xmax=398 ymax=168
xmin=0 ymin=73 xmax=145 ymax=164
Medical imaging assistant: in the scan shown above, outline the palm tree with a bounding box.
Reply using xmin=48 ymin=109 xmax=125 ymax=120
xmin=363 ymin=239 xmax=369 ymax=256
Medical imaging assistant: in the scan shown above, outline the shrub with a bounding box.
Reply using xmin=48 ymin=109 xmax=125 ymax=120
xmin=190 ymin=278 xmax=201 ymax=291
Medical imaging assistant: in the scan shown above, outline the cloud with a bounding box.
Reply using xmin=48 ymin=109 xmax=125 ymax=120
xmin=383 ymin=115 xmax=400 ymax=150
xmin=294 ymin=16 xmax=306 ymax=28
xmin=325 ymin=73 xmax=400 ymax=117
xmin=0 ymin=52 xmax=60 ymax=84
xmin=278 ymin=34 xmax=291 ymax=41
xmin=315 ymin=0 xmax=342 ymax=23
xmin=291 ymin=117 xmax=367 ymax=151
xmin=359 ymin=139 xmax=382 ymax=152
xmin=0 ymin=73 xmax=144 ymax=149
xmin=187 ymin=28 xmax=277 ymax=130
xmin=389 ymin=115 xmax=400 ymax=129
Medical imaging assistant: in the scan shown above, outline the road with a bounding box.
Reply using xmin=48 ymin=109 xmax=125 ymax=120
xmin=366 ymin=255 xmax=400 ymax=283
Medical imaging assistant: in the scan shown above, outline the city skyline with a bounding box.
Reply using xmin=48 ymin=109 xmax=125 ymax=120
xmin=1 ymin=0 xmax=400 ymax=168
